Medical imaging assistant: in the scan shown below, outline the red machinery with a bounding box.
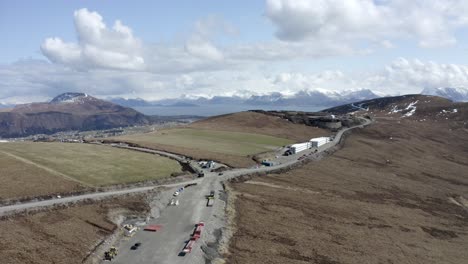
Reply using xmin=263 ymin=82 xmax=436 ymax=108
xmin=192 ymin=222 xmax=204 ymax=240
xmin=182 ymin=222 xmax=205 ymax=254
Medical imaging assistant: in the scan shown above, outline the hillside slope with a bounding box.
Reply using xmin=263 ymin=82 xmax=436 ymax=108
xmin=324 ymin=94 xmax=468 ymax=126
xmin=228 ymin=107 xmax=468 ymax=263
xmin=190 ymin=111 xmax=328 ymax=141
xmin=0 ymin=93 xmax=150 ymax=138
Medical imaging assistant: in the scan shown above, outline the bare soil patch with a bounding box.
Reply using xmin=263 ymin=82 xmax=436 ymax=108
xmin=227 ymin=119 xmax=468 ymax=264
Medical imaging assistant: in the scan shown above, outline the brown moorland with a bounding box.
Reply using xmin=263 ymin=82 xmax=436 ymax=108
xmin=189 ymin=111 xmax=329 ymax=141
xmin=0 ymin=195 xmax=149 ymax=264
xmin=227 ymin=113 xmax=468 ymax=264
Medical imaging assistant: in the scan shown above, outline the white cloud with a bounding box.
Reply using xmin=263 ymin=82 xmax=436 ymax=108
xmin=376 ymin=58 xmax=468 ymax=92
xmin=3 ymin=58 xmax=468 ymax=104
xmin=41 ymin=8 xmax=145 ymax=71
xmin=265 ymin=0 xmax=468 ymax=48
xmin=40 ymin=8 xmax=370 ymax=74
xmin=5 ymin=6 xmax=468 ymax=104
xmin=185 ymin=36 xmax=224 ymax=61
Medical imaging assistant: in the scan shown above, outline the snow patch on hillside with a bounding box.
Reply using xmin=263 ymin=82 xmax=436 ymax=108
xmin=50 ymin=93 xmax=91 ymax=104
xmin=387 ymin=100 xmax=418 ymax=117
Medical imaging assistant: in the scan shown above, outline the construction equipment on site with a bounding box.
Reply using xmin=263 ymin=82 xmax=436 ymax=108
xmin=207 ymin=196 xmax=214 ymax=207
xmin=192 ymin=222 xmax=204 ymax=240
xmin=104 ymin=247 xmax=118 ymax=261
xmin=123 ymin=224 xmax=138 ymax=237
xmin=183 ymin=222 xmax=205 ymax=254
xmin=206 ymin=190 xmax=215 ymax=207
xmin=183 ymin=237 xmax=197 ymax=253
xmin=144 ymin=224 xmax=162 ymax=232
xmin=170 ymin=198 xmax=179 ymax=206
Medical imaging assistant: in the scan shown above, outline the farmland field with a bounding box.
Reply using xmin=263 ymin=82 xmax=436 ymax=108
xmin=0 ymin=151 xmax=84 ymax=200
xmin=118 ymin=128 xmax=293 ymax=156
xmin=0 ymin=142 xmax=182 ymax=187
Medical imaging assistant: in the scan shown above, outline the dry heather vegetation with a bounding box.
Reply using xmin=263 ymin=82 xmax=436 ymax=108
xmin=0 ymin=195 xmax=149 ymax=264
xmin=227 ymin=118 xmax=468 ymax=264
xmin=117 ymin=111 xmax=328 ymax=167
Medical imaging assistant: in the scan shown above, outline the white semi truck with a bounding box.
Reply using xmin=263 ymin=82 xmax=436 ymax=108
xmin=310 ymin=137 xmax=331 ymax=148
xmin=289 ymin=142 xmax=312 ymax=154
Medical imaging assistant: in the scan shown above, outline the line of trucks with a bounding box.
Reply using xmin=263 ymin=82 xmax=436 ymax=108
xmin=285 ymin=137 xmax=331 ymax=155
xmin=183 ymin=222 xmax=205 ymax=254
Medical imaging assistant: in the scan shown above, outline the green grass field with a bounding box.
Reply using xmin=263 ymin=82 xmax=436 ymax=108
xmin=119 ymin=128 xmax=294 ymax=156
xmin=0 ymin=142 xmax=182 ymax=186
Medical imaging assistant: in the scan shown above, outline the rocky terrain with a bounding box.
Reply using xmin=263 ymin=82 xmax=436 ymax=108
xmin=227 ymin=95 xmax=468 ymax=264
xmin=0 ymin=93 xmax=151 ymax=138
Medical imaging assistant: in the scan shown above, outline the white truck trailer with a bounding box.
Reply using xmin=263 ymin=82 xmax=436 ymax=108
xmin=310 ymin=137 xmax=331 ymax=148
xmin=290 ymin=142 xmax=311 ymax=154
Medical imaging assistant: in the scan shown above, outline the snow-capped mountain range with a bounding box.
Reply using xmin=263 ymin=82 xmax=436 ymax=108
xmin=111 ymin=89 xmax=382 ymax=108
xmin=421 ymin=87 xmax=468 ymax=102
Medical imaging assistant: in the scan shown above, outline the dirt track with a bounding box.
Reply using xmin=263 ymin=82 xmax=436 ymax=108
xmin=227 ymin=119 xmax=468 ymax=264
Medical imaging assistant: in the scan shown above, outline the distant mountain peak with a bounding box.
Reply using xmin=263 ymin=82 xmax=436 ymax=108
xmin=50 ymin=92 xmax=90 ymax=104
xmin=1 ymin=92 xmax=150 ymax=138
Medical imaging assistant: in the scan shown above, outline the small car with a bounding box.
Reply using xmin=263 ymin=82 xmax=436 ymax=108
xmin=218 ymin=172 xmax=224 ymax=176
xmin=173 ymin=191 xmax=180 ymax=196
xmin=131 ymin=242 xmax=142 ymax=250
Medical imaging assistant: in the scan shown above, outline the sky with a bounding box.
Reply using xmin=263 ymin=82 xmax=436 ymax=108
xmin=2 ymin=0 xmax=468 ymax=104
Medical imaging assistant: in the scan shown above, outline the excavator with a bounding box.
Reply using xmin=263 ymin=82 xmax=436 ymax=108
xmin=104 ymin=247 xmax=118 ymax=261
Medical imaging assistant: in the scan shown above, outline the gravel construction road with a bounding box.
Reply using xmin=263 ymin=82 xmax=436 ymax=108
xmin=110 ymin=118 xmax=371 ymax=264
xmin=0 ymin=181 xmax=200 ymax=216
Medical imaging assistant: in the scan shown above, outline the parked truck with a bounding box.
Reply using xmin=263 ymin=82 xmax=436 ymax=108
xmin=289 ymin=142 xmax=312 ymax=154
xmin=310 ymin=137 xmax=331 ymax=148
xmin=207 ymin=197 xmax=214 ymax=207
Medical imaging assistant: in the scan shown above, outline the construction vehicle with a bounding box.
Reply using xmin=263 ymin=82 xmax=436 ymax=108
xmin=206 ymin=190 xmax=215 ymax=198
xmin=192 ymin=222 xmax=205 ymax=240
xmin=207 ymin=197 xmax=214 ymax=207
xmin=206 ymin=190 xmax=215 ymax=207
xmin=182 ymin=222 xmax=205 ymax=254
xmin=123 ymin=224 xmax=138 ymax=237
xmin=183 ymin=237 xmax=197 ymax=253
xmin=104 ymin=247 xmax=118 ymax=261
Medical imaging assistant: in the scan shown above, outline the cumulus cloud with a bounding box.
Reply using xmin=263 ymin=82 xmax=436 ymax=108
xmin=41 ymin=8 xmax=145 ymax=71
xmin=5 ymin=6 xmax=468 ymax=104
xmin=265 ymin=0 xmax=468 ymax=48
xmin=40 ymin=8 xmax=369 ymax=74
